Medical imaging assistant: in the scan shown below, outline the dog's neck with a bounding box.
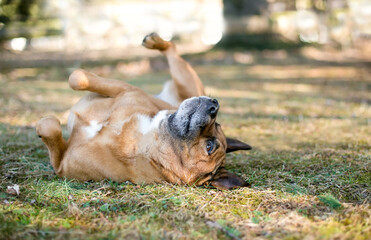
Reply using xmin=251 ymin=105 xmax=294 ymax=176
xmin=108 ymin=109 xmax=202 ymax=185
xmin=136 ymin=120 xmax=191 ymax=185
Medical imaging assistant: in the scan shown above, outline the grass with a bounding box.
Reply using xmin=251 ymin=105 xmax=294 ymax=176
xmin=0 ymin=47 xmax=370 ymax=239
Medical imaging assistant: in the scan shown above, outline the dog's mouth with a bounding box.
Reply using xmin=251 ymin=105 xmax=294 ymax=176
xmin=197 ymin=165 xmax=223 ymax=185
xmin=167 ymin=97 xmax=219 ymax=139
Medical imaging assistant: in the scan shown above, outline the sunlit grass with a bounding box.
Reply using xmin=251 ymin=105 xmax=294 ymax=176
xmin=0 ymin=49 xmax=370 ymax=239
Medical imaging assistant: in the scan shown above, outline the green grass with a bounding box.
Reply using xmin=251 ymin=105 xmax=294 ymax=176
xmin=0 ymin=48 xmax=370 ymax=239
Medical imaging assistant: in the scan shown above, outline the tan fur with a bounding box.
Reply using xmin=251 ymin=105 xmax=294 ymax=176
xmin=36 ymin=33 xmax=249 ymax=188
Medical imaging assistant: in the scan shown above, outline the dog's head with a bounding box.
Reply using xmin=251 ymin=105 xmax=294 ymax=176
xmin=160 ymin=96 xmax=251 ymax=190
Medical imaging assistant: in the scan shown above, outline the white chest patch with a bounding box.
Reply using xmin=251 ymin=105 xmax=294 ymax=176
xmin=156 ymin=81 xmax=181 ymax=107
xmin=137 ymin=110 xmax=168 ymax=135
xmin=83 ymin=120 xmax=103 ymax=139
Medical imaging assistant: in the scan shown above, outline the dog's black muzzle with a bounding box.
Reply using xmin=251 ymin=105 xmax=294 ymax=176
xmin=208 ymin=98 xmax=219 ymax=119
xmin=168 ymin=97 xmax=220 ymax=139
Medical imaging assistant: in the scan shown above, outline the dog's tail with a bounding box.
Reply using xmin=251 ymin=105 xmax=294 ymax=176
xmin=36 ymin=116 xmax=67 ymax=175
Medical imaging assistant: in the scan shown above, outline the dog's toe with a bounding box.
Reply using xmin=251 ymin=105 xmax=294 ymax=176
xmin=142 ymin=33 xmax=171 ymax=51
xmin=142 ymin=35 xmax=155 ymax=49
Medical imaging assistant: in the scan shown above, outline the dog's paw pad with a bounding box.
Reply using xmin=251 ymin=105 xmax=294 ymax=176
xmin=142 ymin=33 xmax=171 ymax=51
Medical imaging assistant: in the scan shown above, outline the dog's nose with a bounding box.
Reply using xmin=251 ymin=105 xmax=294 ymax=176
xmin=209 ymin=98 xmax=219 ymax=118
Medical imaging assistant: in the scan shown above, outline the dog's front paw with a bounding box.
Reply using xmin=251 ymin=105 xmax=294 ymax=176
xmin=142 ymin=33 xmax=172 ymax=51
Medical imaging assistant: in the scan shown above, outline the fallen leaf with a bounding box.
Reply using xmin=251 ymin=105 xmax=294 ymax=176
xmin=6 ymin=184 xmax=20 ymax=195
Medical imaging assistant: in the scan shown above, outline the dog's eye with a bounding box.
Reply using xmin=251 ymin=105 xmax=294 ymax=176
xmin=206 ymin=139 xmax=215 ymax=155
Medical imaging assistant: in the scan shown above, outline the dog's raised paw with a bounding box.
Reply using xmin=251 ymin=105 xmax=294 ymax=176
xmin=36 ymin=116 xmax=62 ymax=139
xmin=142 ymin=32 xmax=172 ymax=51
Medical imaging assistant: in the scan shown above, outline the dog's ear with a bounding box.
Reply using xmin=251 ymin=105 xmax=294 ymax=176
xmin=209 ymin=167 xmax=250 ymax=190
xmin=226 ymin=137 xmax=252 ymax=153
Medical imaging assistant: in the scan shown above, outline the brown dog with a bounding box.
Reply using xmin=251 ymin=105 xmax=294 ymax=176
xmin=36 ymin=33 xmax=251 ymax=190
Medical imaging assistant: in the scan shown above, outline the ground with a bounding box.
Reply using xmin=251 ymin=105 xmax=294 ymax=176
xmin=0 ymin=47 xmax=370 ymax=239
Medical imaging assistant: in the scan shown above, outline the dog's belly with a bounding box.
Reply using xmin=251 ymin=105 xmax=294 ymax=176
xmin=62 ymin=92 xmax=168 ymax=183
xmin=67 ymin=93 xmax=113 ymax=134
xmin=68 ymin=92 xmax=158 ymax=136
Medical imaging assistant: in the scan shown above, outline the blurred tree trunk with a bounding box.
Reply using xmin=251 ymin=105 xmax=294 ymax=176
xmin=223 ymin=0 xmax=268 ymax=16
xmin=0 ymin=0 xmax=40 ymax=48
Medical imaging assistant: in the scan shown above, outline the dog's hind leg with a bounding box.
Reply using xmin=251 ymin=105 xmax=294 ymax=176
xmin=68 ymin=69 xmax=139 ymax=98
xmin=36 ymin=116 xmax=67 ymax=176
xmin=142 ymin=33 xmax=205 ymax=104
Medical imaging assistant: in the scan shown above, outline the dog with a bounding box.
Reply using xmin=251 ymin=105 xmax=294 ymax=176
xmin=36 ymin=33 xmax=252 ymax=190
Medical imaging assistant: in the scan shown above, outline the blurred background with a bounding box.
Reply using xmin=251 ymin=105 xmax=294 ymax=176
xmin=0 ymin=0 xmax=370 ymax=128
xmin=0 ymin=0 xmax=370 ymax=67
